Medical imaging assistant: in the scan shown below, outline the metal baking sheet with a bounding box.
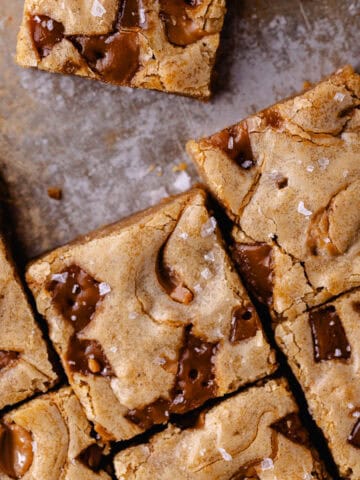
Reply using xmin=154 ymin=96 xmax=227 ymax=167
xmin=0 ymin=0 xmax=359 ymax=260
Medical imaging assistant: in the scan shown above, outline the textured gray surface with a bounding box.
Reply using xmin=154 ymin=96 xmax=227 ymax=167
xmin=0 ymin=0 xmax=359 ymax=259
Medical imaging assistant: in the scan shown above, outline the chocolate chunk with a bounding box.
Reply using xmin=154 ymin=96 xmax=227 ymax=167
xmin=0 ymin=351 xmax=19 ymax=370
xmin=0 ymin=423 xmax=33 ymax=478
xmin=30 ymin=15 xmax=64 ymax=57
xmin=229 ymin=305 xmax=259 ymax=343
xmin=352 ymin=301 xmax=360 ymax=314
xmin=261 ymin=109 xmax=283 ymax=128
xmin=126 ymin=328 xmax=217 ymax=429
xmin=71 ymin=30 xmax=140 ymax=84
xmin=309 ymin=305 xmax=351 ymax=362
xmin=119 ymin=0 xmax=146 ymax=29
xmin=271 ymin=412 xmax=309 ymax=446
xmin=156 ymin=244 xmax=193 ymax=304
xmin=67 ymin=336 xmax=113 ymax=377
xmin=348 ymin=419 xmax=360 ymax=448
xmin=48 ymin=265 xmax=106 ymax=332
xmin=160 ymin=0 xmax=206 ymax=46
xmin=232 ymin=243 xmax=273 ymax=305
xmin=206 ymin=122 xmax=255 ymax=170
xmin=126 ymin=398 xmax=170 ymax=431
xmin=78 ymin=444 xmax=104 ymax=472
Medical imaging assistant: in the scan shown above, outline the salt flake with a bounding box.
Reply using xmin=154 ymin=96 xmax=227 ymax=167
xmin=201 ymin=268 xmax=212 ymax=280
xmin=318 ymin=157 xmax=329 ymax=170
xmin=204 ymin=251 xmax=215 ymax=263
xmin=228 ymin=136 xmax=234 ymax=150
xmin=306 ymin=164 xmax=315 ymax=173
xmin=334 ymin=92 xmax=345 ymax=102
xmin=173 ymin=171 xmax=191 ymax=192
xmin=178 ymin=231 xmax=189 ymax=240
xmin=334 ymin=348 xmax=342 ymax=357
xmin=261 ymin=458 xmax=274 ymax=471
xmin=51 ymin=272 xmax=68 ymax=284
xmin=201 ymin=216 xmax=217 ymax=237
xmin=99 ymin=282 xmax=111 ymax=295
xmin=91 ymin=0 xmax=106 ymax=17
xmin=297 ymin=201 xmax=312 ymax=217
xmin=218 ymin=447 xmax=232 ymax=462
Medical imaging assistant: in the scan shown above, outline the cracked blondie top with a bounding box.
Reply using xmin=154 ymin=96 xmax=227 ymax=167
xmin=26 ymin=188 xmax=276 ymax=442
xmin=114 ymin=379 xmax=329 ymax=479
xmin=0 ymin=233 xmax=57 ymax=410
xmin=16 ymin=0 xmax=226 ymax=99
xmin=187 ymin=66 xmax=360 ymax=321
xmin=0 ymin=387 xmax=111 ymax=479
xmin=276 ymin=289 xmax=360 ymax=479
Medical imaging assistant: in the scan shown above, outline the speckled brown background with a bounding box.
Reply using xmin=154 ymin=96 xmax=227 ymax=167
xmin=0 ymin=0 xmax=359 ymax=259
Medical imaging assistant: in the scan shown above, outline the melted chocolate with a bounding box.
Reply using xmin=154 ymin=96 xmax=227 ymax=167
xmin=348 ymin=419 xmax=360 ymax=448
xmin=232 ymin=243 xmax=273 ymax=305
xmin=126 ymin=328 xmax=217 ymax=429
xmin=229 ymin=305 xmax=259 ymax=343
xmin=156 ymin=244 xmax=193 ymax=304
xmin=72 ymin=31 xmax=140 ymax=84
xmin=309 ymin=306 xmax=351 ymax=362
xmin=261 ymin=109 xmax=283 ymax=128
xmin=159 ymin=0 xmax=206 ymax=46
xmin=120 ymin=0 xmax=146 ymax=29
xmin=48 ymin=265 xmax=104 ymax=332
xmin=0 ymin=423 xmax=33 ymax=478
xmin=0 ymin=351 xmax=19 ymax=370
xmin=352 ymin=301 xmax=360 ymax=314
xmin=67 ymin=337 xmax=113 ymax=377
xmin=30 ymin=15 xmax=64 ymax=57
xmin=206 ymin=123 xmax=255 ymax=170
xmin=271 ymin=412 xmax=309 ymax=446
xmin=77 ymin=444 xmax=104 ymax=472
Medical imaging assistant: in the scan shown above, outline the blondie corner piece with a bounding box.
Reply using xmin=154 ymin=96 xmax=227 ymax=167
xmin=26 ymin=188 xmax=276 ymax=442
xmin=114 ymin=379 xmax=329 ymax=479
xmin=276 ymin=289 xmax=360 ymax=479
xmin=187 ymin=65 xmax=360 ymax=321
xmin=16 ymin=0 xmax=226 ymax=100
xmin=0 ymin=387 xmax=111 ymax=479
xmin=0 ymin=233 xmax=57 ymax=410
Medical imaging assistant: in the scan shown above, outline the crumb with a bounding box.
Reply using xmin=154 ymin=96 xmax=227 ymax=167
xmin=47 ymin=186 xmax=62 ymax=200
xmin=172 ymin=162 xmax=188 ymax=173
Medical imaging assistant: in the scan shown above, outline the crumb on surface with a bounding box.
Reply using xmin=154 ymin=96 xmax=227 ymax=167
xmin=47 ymin=186 xmax=63 ymax=200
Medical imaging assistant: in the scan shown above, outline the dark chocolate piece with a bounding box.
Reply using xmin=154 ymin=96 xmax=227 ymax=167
xmin=0 ymin=351 xmax=19 ymax=371
xmin=0 ymin=423 xmax=33 ymax=478
xmin=232 ymin=243 xmax=273 ymax=305
xmin=126 ymin=328 xmax=217 ymax=429
xmin=156 ymin=244 xmax=193 ymax=304
xmin=229 ymin=305 xmax=259 ymax=343
xmin=120 ymin=0 xmax=146 ymax=29
xmin=159 ymin=0 xmax=205 ymax=46
xmin=309 ymin=305 xmax=351 ymax=362
xmin=77 ymin=444 xmax=104 ymax=472
xmin=67 ymin=337 xmax=113 ymax=377
xmin=47 ymin=265 xmax=105 ymax=332
xmin=206 ymin=122 xmax=255 ymax=170
xmin=348 ymin=419 xmax=360 ymax=448
xmin=30 ymin=15 xmax=64 ymax=57
xmin=271 ymin=412 xmax=309 ymax=446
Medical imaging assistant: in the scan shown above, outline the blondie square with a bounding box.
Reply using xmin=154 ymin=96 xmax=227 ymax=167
xmin=187 ymin=66 xmax=360 ymax=321
xmin=26 ymin=189 xmax=276 ymax=442
xmin=0 ymin=233 xmax=57 ymax=410
xmin=16 ymin=0 xmax=226 ymax=99
xmin=0 ymin=387 xmax=111 ymax=479
xmin=114 ymin=379 xmax=329 ymax=479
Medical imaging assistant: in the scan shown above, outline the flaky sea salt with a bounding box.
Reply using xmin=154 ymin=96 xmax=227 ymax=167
xmin=173 ymin=171 xmax=191 ymax=192
xmin=204 ymin=251 xmax=215 ymax=263
xmin=178 ymin=231 xmax=189 ymax=240
xmin=201 ymin=268 xmax=212 ymax=280
xmin=306 ymin=164 xmax=315 ymax=173
xmin=348 ymin=403 xmax=355 ymax=409
xmin=91 ymin=0 xmax=106 ymax=17
xmin=46 ymin=19 xmax=54 ymax=31
xmin=110 ymin=346 xmax=118 ymax=353
xmin=218 ymin=447 xmax=232 ymax=462
xmin=318 ymin=157 xmax=329 ymax=170
xmin=31 ymin=441 xmax=37 ymax=453
xmin=353 ymin=411 xmax=360 ymax=418
xmin=194 ymin=283 xmax=202 ymax=293
xmin=201 ymin=216 xmax=217 ymax=237
xmin=99 ymin=282 xmax=111 ymax=295
xmin=334 ymin=348 xmax=342 ymax=357
xmin=334 ymin=92 xmax=345 ymax=102
xmin=297 ymin=201 xmax=312 ymax=217
xmin=228 ymin=136 xmax=234 ymax=150
xmin=343 ymin=170 xmax=349 ymax=178
xmin=51 ymin=272 xmax=68 ymax=284
xmin=128 ymin=311 xmax=137 ymax=320
xmin=261 ymin=458 xmax=274 ymax=471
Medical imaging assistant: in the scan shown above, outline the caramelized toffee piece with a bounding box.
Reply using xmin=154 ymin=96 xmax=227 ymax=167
xmin=348 ymin=419 xmax=360 ymax=448
xmin=159 ymin=0 xmax=206 ymax=46
xmin=309 ymin=305 xmax=351 ymax=362
xmin=67 ymin=337 xmax=113 ymax=377
xmin=156 ymin=244 xmax=193 ymax=304
xmin=232 ymin=243 xmax=273 ymax=305
xmin=206 ymin=122 xmax=255 ymax=169
xmin=271 ymin=412 xmax=309 ymax=446
xmin=0 ymin=351 xmax=19 ymax=370
xmin=72 ymin=31 xmax=140 ymax=84
xmin=47 ymin=264 xmax=104 ymax=332
xmin=126 ymin=329 xmax=217 ymax=429
xmin=0 ymin=423 xmax=34 ymax=478
xmin=30 ymin=15 xmax=64 ymax=57
xmin=77 ymin=444 xmax=104 ymax=472
xmin=230 ymin=305 xmax=259 ymax=342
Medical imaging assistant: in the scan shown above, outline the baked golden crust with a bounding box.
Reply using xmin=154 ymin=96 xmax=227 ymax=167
xmin=16 ymin=0 xmax=226 ymax=99
xmin=26 ymin=188 xmax=276 ymax=442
